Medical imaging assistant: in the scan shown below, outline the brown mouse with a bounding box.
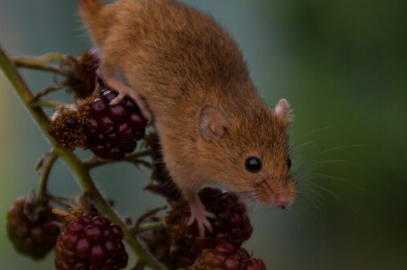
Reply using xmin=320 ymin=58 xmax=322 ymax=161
xmin=78 ymin=0 xmax=296 ymax=235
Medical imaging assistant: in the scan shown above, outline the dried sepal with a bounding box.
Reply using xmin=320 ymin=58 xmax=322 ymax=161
xmin=49 ymin=105 xmax=89 ymax=151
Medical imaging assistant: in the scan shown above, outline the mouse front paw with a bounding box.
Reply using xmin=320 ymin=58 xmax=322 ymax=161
xmin=187 ymin=197 xmax=216 ymax=237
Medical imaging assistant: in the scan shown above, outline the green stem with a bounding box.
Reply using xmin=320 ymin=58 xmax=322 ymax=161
xmin=85 ymin=150 xmax=152 ymax=169
xmin=14 ymin=53 xmax=67 ymax=63
xmin=0 ymin=44 xmax=164 ymax=270
xmin=31 ymin=99 xmax=64 ymax=109
xmin=13 ymin=53 xmax=68 ymax=75
xmin=36 ymin=152 xmax=58 ymax=205
xmin=13 ymin=60 xmax=66 ymax=75
xmin=134 ymin=222 xmax=166 ymax=234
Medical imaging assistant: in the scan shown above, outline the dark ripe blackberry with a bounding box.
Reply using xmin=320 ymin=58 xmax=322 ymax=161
xmin=55 ymin=213 xmax=128 ymax=270
xmin=190 ymin=243 xmax=266 ymax=270
xmin=85 ymin=89 xmax=148 ymax=160
xmin=6 ymin=197 xmax=60 ymax=260
xmin=170 ymin=188 xmax=253 ymax=250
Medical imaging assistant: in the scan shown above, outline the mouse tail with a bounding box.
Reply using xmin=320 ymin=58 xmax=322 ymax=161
xmin=77 ymin=0 xmax=107 ymax=46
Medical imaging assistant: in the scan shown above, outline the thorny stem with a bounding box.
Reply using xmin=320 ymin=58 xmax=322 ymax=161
xmin=134 ymin=222 xmax=166 ymax=234
xmin=35 ymin=151 xmax=58 ymax=205
xmin=84 ymin=150 xmax=152 ymax=169
xmin=14 ymin=53 xmax=67 ymax=63
xmin=12 ymin=53 xmax=68 ymax=76
xmin=0 ymin=44 xmax=165 ymax=270
xmin=31 ymin=99 xmax=64 ymax=109
xmin=32 ymin=85 xmax=65 ymax=102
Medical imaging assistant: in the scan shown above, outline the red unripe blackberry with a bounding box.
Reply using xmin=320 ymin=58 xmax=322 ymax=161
xmin=172 ymin=188 xmax=253 ymax=250
xmin=55 ymin=213 xmax=128 ymax=270
xmin=85 ymin=89 xmax=148 ymax=160
xmin=6 ymin=197 xmax=60 ymax=260
xmin=191 ymin=243 xmax=266 ymax=270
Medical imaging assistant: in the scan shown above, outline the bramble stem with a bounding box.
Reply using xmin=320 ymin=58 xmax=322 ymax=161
xmin=84 ymin=150 xmax=152 ymax=169
xmin=0 ymin=44 xmax=164 ymax=270
xmin=13 ymin=53 xmax=67 ymax=63
xmin=32 ymin=85 xmax=65 ymax=102
xmin=13 ymin=53 xmax=68 ymax=75
xmin=134 ymin=222 xmax=166 ymax=234
xmin=31 ymin=99 xmax=64 ymax=109
xmin=13 ymin=60 xmax=67 ymax=75
xmin=36 ymin=151 xmax=58 ymax=205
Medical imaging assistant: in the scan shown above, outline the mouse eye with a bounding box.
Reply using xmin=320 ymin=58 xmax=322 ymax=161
xmin=245 ymin=156 xmax=262 ymax=173
xmin=287 ymin=158 xmax=292 ymax=169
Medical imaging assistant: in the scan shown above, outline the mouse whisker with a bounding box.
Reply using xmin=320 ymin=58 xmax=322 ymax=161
xmin=296 ymin=191 xmax=326 ymax=215
xmin=294 ymin=195 xmax=320 ymax=225
xmin=288 ymin=125 xmax=333 ymax=153
xmin=304 ymin=172 xmax=365 ymax=191
xmin=289 ymin=140 xmax=318 ymax=155
xmin=312 ymin=144 xmax=364 ymax=158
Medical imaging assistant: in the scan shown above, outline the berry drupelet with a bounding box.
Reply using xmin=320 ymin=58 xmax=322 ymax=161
xmin=55 ymin=212 xmax=128 ymax=270
xmin=6 ymin=197 xmax=60 ymax=260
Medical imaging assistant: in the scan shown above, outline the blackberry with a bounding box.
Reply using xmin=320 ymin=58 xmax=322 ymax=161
xmin=55 ymin=212 xmax=128 ymax=270
xmin=6 ymin=197 xmax=60 ymax=260
xmin=169 ymin=188 xmax=253 ymax=250
xmin=49 ymin=88 xmax=148 ymax=160
xmin=190 ymin=243 xmax=266 ymax=270
xmin=85 ymin=88 xmax=147 ymax=160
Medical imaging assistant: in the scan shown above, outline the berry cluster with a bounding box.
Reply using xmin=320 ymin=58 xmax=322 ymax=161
xmin=49 ymin=88 xmax=148 ymax=160
xmin=162 ymin=188 xmax=261 ymax=269
xmin=171 ymin=188 xmax=253 ymax=250
xmin=55 ymin=212 xmax=128 ymax=270
xmin=86 ymin=89 xmax=147 ymax=160
xmin=191 ymin=243 xmax=266 ymax=270
xmin=6 ymin=197 xmax=60 ymax=260
xmin=49 ymin=49 xmax=148 ymax=160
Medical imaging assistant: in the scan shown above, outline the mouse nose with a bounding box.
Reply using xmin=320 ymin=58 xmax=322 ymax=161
xmin=275 ymin=195 xmax=292 ymax=209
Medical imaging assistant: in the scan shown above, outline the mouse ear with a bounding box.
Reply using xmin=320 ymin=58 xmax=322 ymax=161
xmin=275 ymin=98 xmax=293 ymax=122
xmin=199 ymin=105 xmax=228 ymax=141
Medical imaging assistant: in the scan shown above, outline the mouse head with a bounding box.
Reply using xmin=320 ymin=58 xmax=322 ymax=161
xmin=197 ymin=99 xmax=295 ymax=209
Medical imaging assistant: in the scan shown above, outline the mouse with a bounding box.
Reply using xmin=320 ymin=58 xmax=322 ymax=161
xmin=78 ymin=0 xmax=296 ymax=236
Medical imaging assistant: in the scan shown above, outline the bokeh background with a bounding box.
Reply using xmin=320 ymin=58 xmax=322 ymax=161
xmin=1 ymin=0 xmax=406 ymax=269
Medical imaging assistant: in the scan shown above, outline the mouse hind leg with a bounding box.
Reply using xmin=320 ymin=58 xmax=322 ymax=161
xmin=79 ymin=0 xmax=153 ymax=120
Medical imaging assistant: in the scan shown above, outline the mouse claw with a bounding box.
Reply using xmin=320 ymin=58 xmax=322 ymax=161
xmin=109 ymin=93 xmax=126 ymax=106
xmin=187 ymin=203 xmax=216 ymax=237
xmin=109 ymin=91 xmax=153 ymax=121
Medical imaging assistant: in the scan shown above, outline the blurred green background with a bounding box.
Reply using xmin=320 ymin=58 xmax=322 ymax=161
xmin=0 ymin=0 xmax=406 ymax=269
